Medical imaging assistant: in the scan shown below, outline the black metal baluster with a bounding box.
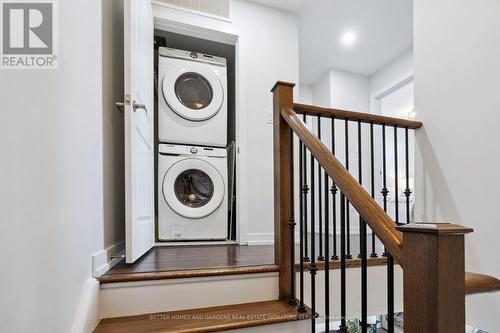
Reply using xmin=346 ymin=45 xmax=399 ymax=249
xmin=387 ymin=254 xmax=395 ymax=333
xmin=404 ymin=127 xmax=411 ymax=224
xmin=310 ymin=149 xmax=317 ymax=331
xmin=381 ymin=125 xmax=389 ymax=257
xmin=345 ymin=120 xmax=352 ymax=260
xmin=298 ymin=139 xmax=306 ymax=313
xmin=370 ymin=122 xmax=378 ymax=258
xmin=317 ymin=117 xmax=324 ymax=261
xmin=394 ymin=126 xmax=399 ymax=225
xmin=338 ymin=193 xmax=348 ymax=332
xmin=388 ymin=125 xmax=397 ymax=333
xmin=288 ymin=130 xmax=296 ymax=306
xmin=303 ymin=115 xmax=310 ymax=262
xmin=357 ymin=121 xmax=363 ymax=259
xmin=357 ymin=121 xmax=368 ymax=333
xmin=331 ymin=117 xmax=339 ymax=261
xmin=324 ymin=161 xmax=330 ymax=331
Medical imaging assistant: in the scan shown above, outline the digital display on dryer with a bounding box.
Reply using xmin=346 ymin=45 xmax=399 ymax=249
xmin=174 ymin=169 xmax=214 ymax=208
xmin=175 ymin=72 xmax=213 ymax=110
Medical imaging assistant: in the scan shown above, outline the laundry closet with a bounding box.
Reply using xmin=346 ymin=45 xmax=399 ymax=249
xmin=154 ymin=31 xmax=237 ymax=243
xmin=120 ymin=0 xmax=238 ymax=263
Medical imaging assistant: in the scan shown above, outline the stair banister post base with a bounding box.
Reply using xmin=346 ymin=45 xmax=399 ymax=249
xmin=271 ymin=81 xmax=296 ymax=301
xmin=396 ymin=223 xmax=473 ymax=333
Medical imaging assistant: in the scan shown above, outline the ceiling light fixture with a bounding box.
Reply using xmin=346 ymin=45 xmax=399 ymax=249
xmin=341 ymin=31 xmax=357 ymax=47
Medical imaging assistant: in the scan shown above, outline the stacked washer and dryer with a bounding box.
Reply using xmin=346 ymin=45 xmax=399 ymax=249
xmin=157 ymin=47 xmax=229 ymax=241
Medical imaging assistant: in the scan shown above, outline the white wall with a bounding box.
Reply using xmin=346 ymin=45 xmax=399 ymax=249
xmin=153 ymin=0 xmax=299 ymax=245
xmin=298 ymin=84 xmax=312 ymax=104
xmin=232 ymin=1 xmax=299 ymax=244
xmin=309 ymin=69 xmax=369 ymax=112
xmin=369 ymin=48 xmax=413 ymax=97
xmin=414 ymin=0 xmax=500 ymax=330
xmin=308 ymin=69 xmax=369 ymax=170
xmin=331 ymin=69 xmax=369 ymax=112
xmin=102 ymin=0 xmax=125 ymax=250
xmin=0 ymin=0 xmax=106 ymax=332
xmin=311 ymin=71 xmax=333 ymax=108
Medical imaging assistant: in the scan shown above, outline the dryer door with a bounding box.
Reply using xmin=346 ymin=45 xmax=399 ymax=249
xmin=163 ymin=158 xmax=225 ymax=219
xmin=162 ymin=64 xmax=224 ymax=121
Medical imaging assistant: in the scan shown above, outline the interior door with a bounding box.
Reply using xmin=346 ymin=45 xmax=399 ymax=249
xmin=124 ymin=0 xmax=154 ymax=263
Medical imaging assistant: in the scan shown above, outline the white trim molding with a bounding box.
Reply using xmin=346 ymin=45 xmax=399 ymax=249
xmin=92 ymin=241 xmax=125 ymax=277
xmin=370 ymin=72 xmax=414 ymax=116
xmin=152 ymin=0 xmax=232 ymax=23
xmin=246 ymin=228 xmax=373 ymax=246
xmin=153 ymin=4 xmax=238 ymax=45
xmin=246 ymin=232 xmax=274 ymax=245
xmin=70 ymin=278 xmax=100 ymax=333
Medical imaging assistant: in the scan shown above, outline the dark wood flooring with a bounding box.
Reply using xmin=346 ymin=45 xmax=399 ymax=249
xmin=98 ymin=244 xmax=392 ymax=284
xmin=94 ymin=300 xmax=311 ymax=333
xmin=100 ymin=245 xmax=275 ymax=282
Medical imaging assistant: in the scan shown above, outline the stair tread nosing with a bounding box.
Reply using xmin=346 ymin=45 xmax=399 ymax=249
xmin=94 ymin=300 xmax=311 ymax=333
xmin=97 ymin=264 xmax=280 ymax=284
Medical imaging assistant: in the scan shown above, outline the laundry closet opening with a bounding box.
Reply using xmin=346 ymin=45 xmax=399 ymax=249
xmin=154 ymin=30 xmax=237 ymax=243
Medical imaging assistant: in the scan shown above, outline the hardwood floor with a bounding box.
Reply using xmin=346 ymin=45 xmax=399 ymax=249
xmin=99 ymin=244 xmax=276 ymax=283
xmin=98 ymin=244 xmax=390 ymax=283
xmin=94 ymin=300 xmax=311 ymax=333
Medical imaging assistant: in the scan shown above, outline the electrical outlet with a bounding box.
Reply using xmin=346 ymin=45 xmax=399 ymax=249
xmin=266 ymin=110 xmax=273 ymax=124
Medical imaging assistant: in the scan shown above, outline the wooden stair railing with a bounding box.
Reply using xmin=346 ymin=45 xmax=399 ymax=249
xmin=279 ymin=102 xmax=404 ymax=263
xmin=271 ymin=81 xmax=495 ymax=333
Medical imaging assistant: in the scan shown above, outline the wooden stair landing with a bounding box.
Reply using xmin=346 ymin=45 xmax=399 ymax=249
xmin=93 ymin=300 xmax=311 ymax=333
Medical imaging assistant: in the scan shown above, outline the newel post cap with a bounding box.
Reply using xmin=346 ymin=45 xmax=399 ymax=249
xmin=396 ymin=223 xmax=473 ymax=235
xmin=271 ymin=81 xmax=296 ymax=93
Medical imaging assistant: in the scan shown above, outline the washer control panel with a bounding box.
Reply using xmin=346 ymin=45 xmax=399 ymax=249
xmin=159 ymin=144 xmax=227 ymax=158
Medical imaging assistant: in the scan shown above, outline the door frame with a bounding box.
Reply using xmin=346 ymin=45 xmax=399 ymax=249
xmin=369 ymin=72 xmax=414 ymax=116
xmin=153 ymin=12 xmax=247 ymax=244
xmin=369 ymin=71 xmax=416 ymax=224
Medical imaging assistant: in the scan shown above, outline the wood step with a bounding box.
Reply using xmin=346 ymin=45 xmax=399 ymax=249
xmin=297 ymin=257 xmax=500 ymax=295
xmin=93 ymin=300 xmax=311 ymax=333
xmin=465 ymin=272 xmax=500 ymax=294
xmin=98 ymin=265 xmax=279 ymax=284
xmin=99 ymin=256 xmax=388 ymax=284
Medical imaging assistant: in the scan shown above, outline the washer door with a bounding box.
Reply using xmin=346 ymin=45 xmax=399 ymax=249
xmin=162 ymin=64 xmax=224 ymax=121
xmin=163 ymin=158 xmax=225 ymax=219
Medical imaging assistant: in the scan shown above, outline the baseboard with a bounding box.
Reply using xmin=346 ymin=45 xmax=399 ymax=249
xmin=246 ymin=228 xmax=372 ymax=246
xmin=70 ymin=278 xmax=100 ymax=333
xmin=246 ymin=233 xmax=274 ymax=245
xmin=92 ymin=241 xmax=124 ymax=277
xmin=155 ymin=240 xmax=238 ymax=247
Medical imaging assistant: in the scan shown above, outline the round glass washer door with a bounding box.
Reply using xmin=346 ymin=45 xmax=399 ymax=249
xmin=162 ymin=65 xmax=224 ymax=121
xmin=163 ymin=158 xmax=225 ymax=219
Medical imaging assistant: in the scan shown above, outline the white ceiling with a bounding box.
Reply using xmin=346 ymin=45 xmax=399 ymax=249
xmin=246 ymin=0 xmax=413 ymax=85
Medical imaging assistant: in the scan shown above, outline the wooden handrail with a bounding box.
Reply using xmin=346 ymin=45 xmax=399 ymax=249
xmin=294 ymin=103 xmax=423 ymax=129
xmin=280 ymin=106 xmax=404 ymax=263
xmin=273 ymin=81 xmax=492 ymax=333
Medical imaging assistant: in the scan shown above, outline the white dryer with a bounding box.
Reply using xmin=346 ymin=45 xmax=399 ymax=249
xmin=158 ymin=47 xmax=227 ymax=147
xmin=158 ymin=143 xmax=228 ymax=241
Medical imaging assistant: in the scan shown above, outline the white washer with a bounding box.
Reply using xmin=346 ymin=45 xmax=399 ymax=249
xmin=158 ymin=47 xmax=228 ymax=147
xmin=158 ymin=143 xmax=228 ymax=241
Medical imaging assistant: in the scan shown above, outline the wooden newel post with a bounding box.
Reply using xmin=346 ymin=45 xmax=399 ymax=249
xmin=271 ymin=81 xmax=296 ymax=301
xmin=396 ymin=223 xmax=473 ymax=333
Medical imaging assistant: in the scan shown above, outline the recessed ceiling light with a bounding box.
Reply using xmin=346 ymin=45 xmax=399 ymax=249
xmin=341 ymin=31 xmax=357 ymax=47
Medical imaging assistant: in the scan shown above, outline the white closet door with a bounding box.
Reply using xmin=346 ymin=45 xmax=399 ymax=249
xmin=124 ymin=0 xmax=154 ymax=263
